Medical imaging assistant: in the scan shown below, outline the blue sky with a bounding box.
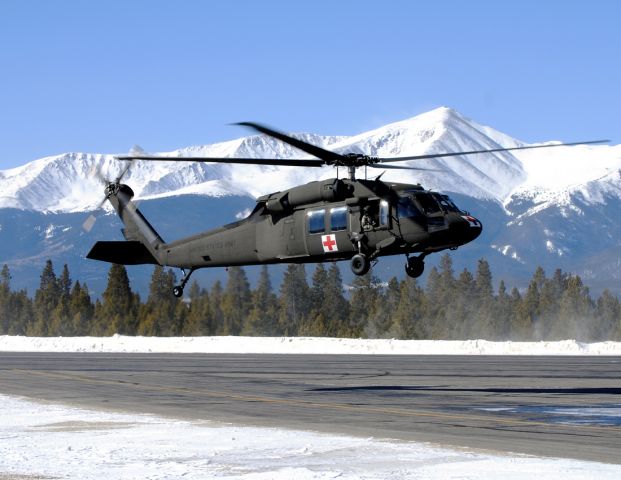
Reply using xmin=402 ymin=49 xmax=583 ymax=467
xmin=0 ymin=0 xmax=618 ymax=169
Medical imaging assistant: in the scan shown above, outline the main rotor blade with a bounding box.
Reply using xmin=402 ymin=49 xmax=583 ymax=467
xmin=88 ymin=164 xmax=108 ymax=186
xmin=368 ymin=164 xmax=445 ymax=171
xmin=235 ymin=122 xmax=344 ymax=165
xmin=379 ymin=139 xmax=610 ymax=163
xmin=115 ymin=155 xmax=325 ymax=167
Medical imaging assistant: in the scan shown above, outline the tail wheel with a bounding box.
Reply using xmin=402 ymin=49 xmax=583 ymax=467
xmin=350 ymin=254 xmax=370 ymax=276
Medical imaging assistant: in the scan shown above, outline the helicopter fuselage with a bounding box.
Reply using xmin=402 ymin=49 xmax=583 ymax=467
xmin=161 ymin=177 xmax=481 ymax=269
xmin=88 ymin=177 xmax=481 ymax=282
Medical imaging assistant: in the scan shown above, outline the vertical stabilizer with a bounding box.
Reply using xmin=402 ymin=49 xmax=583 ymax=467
xmin=106 ymin=183 xmax=165 ymax=264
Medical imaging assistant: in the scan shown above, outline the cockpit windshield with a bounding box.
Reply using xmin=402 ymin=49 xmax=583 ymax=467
xmin=414 ymin=193 xmax=442 ymax=215
xmin=435 ymin=194 xmax=462 ymax=213
xmin=397 ymin=192 xmax=463 ymax=218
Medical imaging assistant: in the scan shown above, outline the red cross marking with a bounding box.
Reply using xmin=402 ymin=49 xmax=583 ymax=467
xmin=322 ymin=234 xmax=337 ymax=252
xmin=462 ymin=215 xmax=480 ymax=227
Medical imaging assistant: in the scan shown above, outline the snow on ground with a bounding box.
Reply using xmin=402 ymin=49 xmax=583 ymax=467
xmin=1 ymin=394 xmax=619 ymax=480
xmin=1 ymin=335 xmax=621 ymax=355
xmin=1 ymin=338 xmax=620 ymax=478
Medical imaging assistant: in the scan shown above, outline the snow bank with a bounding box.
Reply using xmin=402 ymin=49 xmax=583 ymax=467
xmin=1 ymin=335 xmax=620 ymax=355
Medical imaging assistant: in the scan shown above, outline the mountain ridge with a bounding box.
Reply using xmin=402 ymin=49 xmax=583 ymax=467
xmin=4 ymin=106 xmax=616 ymax=214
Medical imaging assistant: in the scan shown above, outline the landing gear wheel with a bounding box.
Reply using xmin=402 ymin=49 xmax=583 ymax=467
xmin=405 ymin=257 xmax=424 ymax=278
xmin=350 ymin=253 xmax=370 ymax=276
xmin=173 ymin=267 xmax=197 ymax=298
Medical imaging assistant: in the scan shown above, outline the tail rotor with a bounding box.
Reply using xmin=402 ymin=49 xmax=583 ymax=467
xmin=82 ymin=148 xmax=140 ymax=232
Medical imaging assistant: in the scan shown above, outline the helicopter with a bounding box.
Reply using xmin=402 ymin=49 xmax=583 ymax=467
xmin=86 ymin=122 xmax=606 ymax=297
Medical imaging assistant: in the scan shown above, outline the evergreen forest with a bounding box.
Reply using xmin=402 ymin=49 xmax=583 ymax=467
xmin=1 ymin=256 xmax=620 ymax=341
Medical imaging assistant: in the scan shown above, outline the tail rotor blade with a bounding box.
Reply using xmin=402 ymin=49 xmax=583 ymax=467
xmin=116 ymin=162 xmax=131 ymax=183
xmin=82 ymin=214 xmax=97 ymax=233
xmin=115 ymin=160 xmax=133 ymax=183
xmin=82 ymin=191 xmax=110 ymax=233
xmin=83 ymin=150 xmax=136 ymax=234
xmin=89 ymin=163 xmax=108 ymax=186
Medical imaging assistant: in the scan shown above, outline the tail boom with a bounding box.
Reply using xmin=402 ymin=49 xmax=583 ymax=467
xmin=87 ymin=183 xmax=165 ymax=266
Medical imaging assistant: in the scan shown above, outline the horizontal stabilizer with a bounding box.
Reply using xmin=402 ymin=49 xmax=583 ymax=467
xmin=87 ymin=241 xmax=159 ymax=265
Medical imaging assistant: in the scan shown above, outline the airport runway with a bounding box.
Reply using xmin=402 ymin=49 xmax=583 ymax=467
xmin=0 ymin=353 xmax=620 ymax=463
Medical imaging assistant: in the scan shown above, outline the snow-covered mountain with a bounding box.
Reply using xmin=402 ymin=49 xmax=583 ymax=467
xmin=2 ymin=107 xmax=618 ymax=213
xmin=1 ymin=106 xmax=620 ymax=294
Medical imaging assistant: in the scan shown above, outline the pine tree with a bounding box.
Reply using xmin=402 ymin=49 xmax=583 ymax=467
xmin=48 ymin=264 xmax=73 ymax=335
xmin=68 ymin=281 xmax=94 ymax=335
xmin=425 ymin=254 xmax=455 ymax=338
xmin=348 ymin=271 xmax=380 ymax=338
xmin=182 ymin=281 xmax=213 ymax=336
xmin=302 ymin=263 xmax=349 ymax=336
xmin=507 ymin=286 xmax=522 ymax=338
xmin=595 ymin=290 xmax=621 ymax=341
xmin=174 ymin=299 xmax=189 ymax=337
xmin=439 ymin=254 xmax=456 ymax=287
xmin=533 ymin=266 xmax=546 ymax=290
xmin=244 ymin=266 xmax=279 ymax=336
xmin=58 ymin=264 xmax=72 ymax=301
xmin=301 ymin=263 xmax=329 ymax=336
xmin=513 ymin=274 xmax=540 ymax=340
xmin=220 ymin=267 xmax=251 ymax=335
xmin=451 ymin=268 xmax=476 ymax=339
xmin=365 ymin=276 xmax=400 ymax=338
xmin=210 ymin=280 xmax=224 ymax=334
xmin=324 ymin=264 xmax=350 ymax=336
xmin=530 ymin=266 xmax=547 ymax=338
xmin=471 ymin=259 xmax=496 ymax=339
xmin=7 ymin=289 xmax=33 ymax=335
xmin=31 ymin=260 xmax=60 ymax=336
xmin=494 ymin=280 xmax=511 ymax=339
xmin=538 ymin=269 xmax=565 ymax=339
xmin=138 ymin=266 xmax=180 ymax=336
xmin=97 ymin=264 xmax=137 ymax=335
xmin=392 ymin=277 xmax=426 ymax=339
xmin=278 ymin=264 xmax=310 ymax=336
xmin=309 ymin=263 xmax=328 ymax=316
xmin=0 ymin=265 xmax=10 ymax=334
xmin=474 ymin=259 xmax=493 ymax=300
xmin=557 ymin=275 xmax=594 ymax=341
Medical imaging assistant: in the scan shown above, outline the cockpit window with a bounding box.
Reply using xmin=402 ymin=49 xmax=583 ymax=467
xmin=397 ymin=197 xmax=422 ymax=219
xmin=436 ymin=194 xmax=462 ymax=213
xmin=415 ymin=193 xmax=441 ymax=215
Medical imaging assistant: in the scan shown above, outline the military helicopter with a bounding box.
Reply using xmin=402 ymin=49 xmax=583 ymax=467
xmin=86 ymin=122 xmax=605 ymax=297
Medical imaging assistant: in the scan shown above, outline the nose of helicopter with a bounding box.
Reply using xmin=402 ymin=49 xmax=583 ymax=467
xmin=449 ymin=214 xmax=483 ymax=244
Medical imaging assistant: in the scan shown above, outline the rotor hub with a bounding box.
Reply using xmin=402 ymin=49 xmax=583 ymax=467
xmin=339 ymin=153 xmax=379 ymax=167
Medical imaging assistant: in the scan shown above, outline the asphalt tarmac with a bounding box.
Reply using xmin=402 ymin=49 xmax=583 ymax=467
xmin=0 ymin=353 xmax=620 ymax=463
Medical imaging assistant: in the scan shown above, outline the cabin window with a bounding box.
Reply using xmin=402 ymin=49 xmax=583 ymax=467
xmin=379 ymin=200 xmax=390 ymax=227
xmin=330 ymin=206 xmax=348 ymax=232
xmin=307 ymin=209 xmax=326 ymax=234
